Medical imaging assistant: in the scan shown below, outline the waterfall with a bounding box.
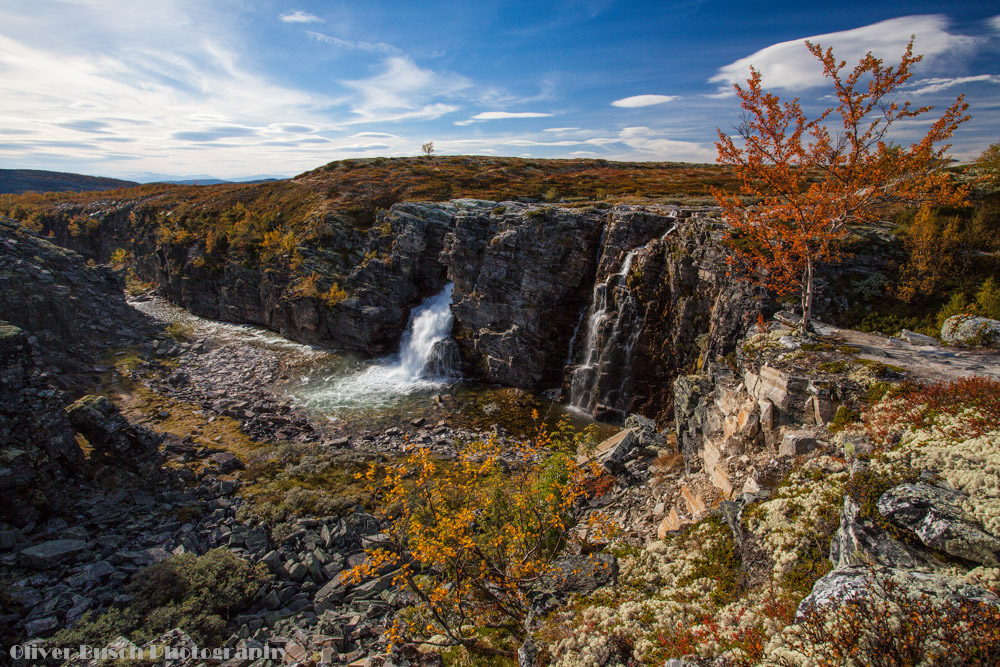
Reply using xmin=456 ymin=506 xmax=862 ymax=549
xmin=568 ymin=249 xmax=644 ymax=419
xmin=295 ymin=283 xmax=459 ymax=411
xmin=392 ymin=283 xmax=458 ymax=381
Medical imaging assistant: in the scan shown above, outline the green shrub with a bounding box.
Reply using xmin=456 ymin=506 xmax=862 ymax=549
xmin=165 ymin=321 xmax=194 ymax=341
xmin=975 ymin=277 xmax=1000 ymax=320
xmin=936 ymin=291 xmax=970 ymax=331
xmin=51 ymin=549 xmax=270 ymax=646
xmin=829 ymin=406 xmax=860 ymax=433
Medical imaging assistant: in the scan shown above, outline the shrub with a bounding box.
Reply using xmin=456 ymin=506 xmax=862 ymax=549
xmin=975 ymin=277 xmax=1000 ymax=320
xmin=322 ymin=282 xmax=348 ymax=307
xmin=51 ymin=549 xmax=270 ymax=646
xmin=936 ymin=291 xmax=970 ymax=331
xmin=864 ymin=376 xmax=1000 ymax=444
xmin=774 ymin=566 xmax=1000 ymax=666
xmin=348 ymin=430 xmax=604 ymax=657
xmin=828 ymin=406 xmax=860 ymax=432
xmin=109 ymin=248 xmax=131 ymax=268
xmin=165 ymin=321 xmax=194 ymax=341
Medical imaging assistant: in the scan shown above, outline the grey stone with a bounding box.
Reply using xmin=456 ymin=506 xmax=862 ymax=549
xmin=287 ymin=561 xmax=308 ymax=581
xmin=900 ymin=329 xmax=939 ymax=346
xmin=24 ymin=615 xmax=59 ymax=637
xmin=314 ymin=580 xmax=345 ymax=613
xmin=798 ymin=564 xmax=1000 ymax=618
xmin=779 ymin=431 xmax=818 ymax=457
xmin=209 ymin=452 xmax=245 ymax=474
xmin=260 ymin=550 xmax=283 ymax=574
xmin=878 ymin=482 xmax=1000 ymax=567
xmin=578 ymin=428 xmax=639 ymax=473
xmin=18 ymin=539 xmax=88 ymax=569
xmin=830 ymin=495 xmax=940 ymax=570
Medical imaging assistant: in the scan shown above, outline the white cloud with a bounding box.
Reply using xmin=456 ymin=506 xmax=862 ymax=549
xmin=710 ymin=15 xmax=974 ymax=92
xmin=471 ymin=111 xmax=554 ymax=120
xmin=906 ymin=74 xmax=1000 ymax=95
xmin=612 ymin=126 xmax=717 ymax=162
xmin=341 ymin=57 xmax=469 ymax=121
xmin=306 ymin=30 xmax=398 ymax=54
xmin=351 ymin=131 xmax=401 ymax=138
xmin=991 ymin=15 xmax=1000 ymax=32
xmin=611 ymin=94 xmax=677 ymax=108
xmin=0 ymin=1 xmax=389 ymax=176
xmin=279 ymin=10 xmax=322 ymax=23
xmin=543 ymin=127 xmax=580 ymax=132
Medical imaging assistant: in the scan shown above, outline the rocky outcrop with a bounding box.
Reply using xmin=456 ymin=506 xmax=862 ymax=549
xmin=0 ymin=215 xmax=154 ymax=392
xmin=0 ymin=218 xmax=166 ymax=526
xmin=0 ymin=324 xmax=84 ymax=527
xmin=65 ymin=395 xmax=161 ymax=464
xmin=878 ymin=481 xmax=1000 ymax=567
xmin=20 ymin=202 xmax=902 ymax=424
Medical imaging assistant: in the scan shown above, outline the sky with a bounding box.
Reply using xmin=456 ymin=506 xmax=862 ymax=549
xmin=1 ymin=1 xmax=999 ymax=181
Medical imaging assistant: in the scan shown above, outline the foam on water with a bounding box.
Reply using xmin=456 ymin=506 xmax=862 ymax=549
xmin=293 ymin=283 xmax=459 ymax=412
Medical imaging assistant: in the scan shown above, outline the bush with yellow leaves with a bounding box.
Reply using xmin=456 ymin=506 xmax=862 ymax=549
xmin=348 ymin=422 xmax=608 ymax=659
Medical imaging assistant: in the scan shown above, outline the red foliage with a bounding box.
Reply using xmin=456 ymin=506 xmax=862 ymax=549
xmin=865 ymin=376 xmax=1000 ymax=444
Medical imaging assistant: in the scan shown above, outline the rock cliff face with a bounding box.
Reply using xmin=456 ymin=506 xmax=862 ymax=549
xmin=359 ymin=201 xmax=763 ymax=422
xmin=0 ymin=218 xmax=162 ymax=526
xmin=27 ymin=201 xmax=900 ymax=423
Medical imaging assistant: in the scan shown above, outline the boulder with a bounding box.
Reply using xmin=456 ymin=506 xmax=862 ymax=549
xmin=830 ymin=496 xmax=940 ymax=570
xmin=779 ymin=431 xmax=819 ymax=457
xmin=798 ymin=564 xmax=1000 ymax=618
xmin=899 ymin=329 xmax=939 ymax=346
xmin=18 ymin=539 xmax=88 ymax=569
xmin=65 ymin=395 xmax=158 ymax=461
xmin=528 ymin=553 xmax=616 ymax=617
xmin=209 ymin=451 xmax=245 ymax=474
xmin=578 ymin=428 xmax=638 ymax=473
xmin=941 ymin=315 xmax=1000 ymax=347
xmin=878 ymin=482 xmax=1000 ymax=567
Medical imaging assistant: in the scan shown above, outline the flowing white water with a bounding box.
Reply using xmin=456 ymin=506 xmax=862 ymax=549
xmin=294 ymin=283 xmax=459 ymax=412
xmin=568 ymin=246 xmax=644 ymax=417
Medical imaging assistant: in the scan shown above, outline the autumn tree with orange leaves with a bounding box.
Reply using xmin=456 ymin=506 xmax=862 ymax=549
xmin=715 ymin=39 xmax=970 ymax=334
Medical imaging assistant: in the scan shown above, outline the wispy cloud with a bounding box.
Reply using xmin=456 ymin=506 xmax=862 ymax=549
xmin=279 ymin=10 xmax=322 ymax=24
xmin=709 ymin=15 xmax=974 ymax=92
xmin=543 ymin=127 xmax=580 ymax=132
xmin=611 ymin=94 xmax=677 ymax=108
xmin=455 ymin=111 xmax=554 ymax=125
xmin=472 ymin=111 xmax=553 ymax=120
xmin=906 ymin=74 xmax=1000 ymax=95
xmin=340 ymin=57 xmax=469 ymax=122
xmin=611 ymin=126 xmax=717 ymax=162
xmin=306 ymin=30 xmax=399 ymax=55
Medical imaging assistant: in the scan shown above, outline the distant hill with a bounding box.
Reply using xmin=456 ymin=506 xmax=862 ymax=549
xmin=0 ymin=169 xmax=139 ymax=195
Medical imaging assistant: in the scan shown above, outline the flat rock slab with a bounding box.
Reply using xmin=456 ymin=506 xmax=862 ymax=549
xmin=18 ymin=539 xmax=88 ymax=569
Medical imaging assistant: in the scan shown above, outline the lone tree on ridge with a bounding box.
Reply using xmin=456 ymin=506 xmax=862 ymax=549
xmin=714 ymin=39 xmax=970 ymax=335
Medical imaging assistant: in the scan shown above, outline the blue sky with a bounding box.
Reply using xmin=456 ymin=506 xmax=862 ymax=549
xmin=1 ymin=1 xmax=998 ymax=180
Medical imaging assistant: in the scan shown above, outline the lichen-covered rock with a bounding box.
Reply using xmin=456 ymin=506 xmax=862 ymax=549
xmin=878 ymin=482 xmax=1000 ymax=567
xmin=941 ymin=314 xmax=1000 ymax=347
xmin=830 ymin=495 xmax=941 ymax=571
xmin=798 ymin=564 xmax=1000 ymax=618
